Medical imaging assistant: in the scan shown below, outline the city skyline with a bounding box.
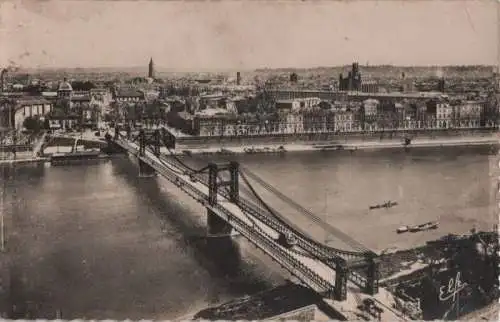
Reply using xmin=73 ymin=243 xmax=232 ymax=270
xmin=0 ymin=1 xmax=498 ymax=70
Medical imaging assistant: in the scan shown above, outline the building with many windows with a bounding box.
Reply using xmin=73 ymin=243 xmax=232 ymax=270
xmin=361 ymin=80 xmax=379 ymax=93
xmin=302 ymin=108 xmax=328 ymax=133
xmin=0 ymin=97 xmax=54 ymax=130
xmin=334 ymin=107 xmax=355 ymax=132
xmin=454 ymin=101 xmax=483 ymax=128
xmin=436 ymin=102 xmax=453 ymax=128
xmin=113 ymin=88 xmax=145 ymax=103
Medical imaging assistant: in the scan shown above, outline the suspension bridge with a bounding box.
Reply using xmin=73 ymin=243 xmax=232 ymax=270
xmin=107 ymin=126 xmax=381 ymax=302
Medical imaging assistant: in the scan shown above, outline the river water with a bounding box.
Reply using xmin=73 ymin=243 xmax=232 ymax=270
xmin=0 ymin=145 xmax=497 ymax=319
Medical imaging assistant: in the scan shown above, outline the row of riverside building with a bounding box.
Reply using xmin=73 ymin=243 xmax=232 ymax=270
xmin=167 ymin=95 xmax=496 ymax=137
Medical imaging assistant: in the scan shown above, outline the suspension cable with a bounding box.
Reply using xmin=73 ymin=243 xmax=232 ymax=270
xmin=240 ymin=166 xmax=371 ymax=253
xmin=179 ymin=150 xmax=371 ymax=255
xmin=238 ymin=171 xmax=354 ymax=262
xmin=185 ymin=150 xmax=370 ymax=252
xmin=153 ymin=147 xmax=232 ymax=196
xmin=128 ymin=132 xmax=372 ymax=257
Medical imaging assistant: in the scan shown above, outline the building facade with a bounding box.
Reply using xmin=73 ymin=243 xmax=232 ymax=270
xmin=11 ymin=98 xmax=53 ymax=129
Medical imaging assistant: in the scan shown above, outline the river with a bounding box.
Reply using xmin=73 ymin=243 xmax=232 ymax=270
xmin=0 ymin=145 xmax=497 ymax=319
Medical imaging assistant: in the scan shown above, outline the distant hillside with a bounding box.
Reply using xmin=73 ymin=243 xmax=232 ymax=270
xmin=16 ymin=66 xmax=245 ymax=76
xmin=10 ymin=64 xmax=495 ymax=80
xmin=254 ymin=65 xmax=496 ymax=79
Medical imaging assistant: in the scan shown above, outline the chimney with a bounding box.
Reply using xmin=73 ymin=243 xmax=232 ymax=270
xmin=236 ymin=72 xmax=241 ymax=86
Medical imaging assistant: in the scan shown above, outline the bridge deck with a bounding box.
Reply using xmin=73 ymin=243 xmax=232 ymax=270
xmin=115 ymin=137 xmax=338 ymax=293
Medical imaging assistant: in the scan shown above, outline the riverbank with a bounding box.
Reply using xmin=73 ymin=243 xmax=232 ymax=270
xmin=192 ymin=283 xmax=344 ymax=321
xmin=172 ymin=136 xmax=498 ymax=155
xmin=0 ymin=154 xmax=122 ymax=166
xmin=191 ymin=231 xmax=498 ymax=321
xmin=0 ymin=158 xmax=48 ymax=166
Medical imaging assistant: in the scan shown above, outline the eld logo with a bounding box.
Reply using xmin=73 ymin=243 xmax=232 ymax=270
xmin=439 ymin=271 xmax=468 ymax=302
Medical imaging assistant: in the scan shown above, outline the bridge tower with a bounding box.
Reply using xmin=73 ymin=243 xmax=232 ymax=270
xmin=152 ymin=129 xmax=161 ymax=156
xmin=126 ymin=124 xmax=132 ymax=140
xmin=160 ymin=127 xmax=176 ymax=150
xmin=206 ymin=161 xmax=239 ymax=237
xmin=137 ymin=129 xmax=156 ymax=177
xmin=104 ymin=126 xmax=126 ymax=155
xmin=365 ymin=257 xmax=380 ymax=295
xmin=333 ymin=259 xmax=348 ymax=301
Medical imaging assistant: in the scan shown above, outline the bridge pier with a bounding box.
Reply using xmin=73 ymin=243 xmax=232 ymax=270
xmin=138 ymin=159 xmax=156 ymax=177
xmin=207 ymin=209 xmax=232 ymax=237
xmin=365 ymin=257 xmax=380 ymax=295
xmin=333 ymin=260 xmax=348 ymax=301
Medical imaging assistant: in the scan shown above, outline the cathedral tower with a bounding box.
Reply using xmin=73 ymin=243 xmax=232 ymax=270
xmin=148 ymin=57 xmax=155 ymax=79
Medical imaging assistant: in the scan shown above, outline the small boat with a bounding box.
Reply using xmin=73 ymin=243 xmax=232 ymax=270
xmin=409 ymin=221 xmax=439 ymax=233
xmin=369 ymin=201 xmax=398 ymax=210
xmin=421 ymin=221 xmax=439 ymax=230
xmin=409 ymin=225 xmax=422 ymax=232
xmin=397 ymin=226 xmax=409 ymax=234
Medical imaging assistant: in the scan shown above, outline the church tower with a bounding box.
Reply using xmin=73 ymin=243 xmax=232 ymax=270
xmin=148 ymin=58 xmax=155 ymax=79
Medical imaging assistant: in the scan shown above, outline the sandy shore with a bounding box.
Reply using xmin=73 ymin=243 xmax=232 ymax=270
xmin=172 ymin=136 xmax=498 ymax=155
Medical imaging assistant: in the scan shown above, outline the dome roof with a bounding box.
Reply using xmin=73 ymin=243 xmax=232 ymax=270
xmin=58 ymin=79 xmax=73 ymax=91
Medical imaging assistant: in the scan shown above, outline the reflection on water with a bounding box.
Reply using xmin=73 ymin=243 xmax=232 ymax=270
xmin=0 ymin=145 xmax=496 ymax=319
xmin=2 ymin=159 xmax=282 ymax=320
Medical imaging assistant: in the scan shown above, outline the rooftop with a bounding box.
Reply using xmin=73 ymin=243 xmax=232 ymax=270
xmin=195 ymin=107 xmax=233 ymax=117
xmin=58 ymin=80 xmax=73 ymax=92
xmin=72 ymin=95 xmax=91 ymax=102
xmin=115 ymin=89 xmax=144 ymax=98
xmin=16 ymin=97 xmax=51 ymax=106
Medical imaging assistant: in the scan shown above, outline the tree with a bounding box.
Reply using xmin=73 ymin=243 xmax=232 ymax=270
xmin=71 ymin=81 xmax=96 ymax=91
xmin=43 ymin=118 xmax=50 ymax=130
xmin=23 ymin=116 xmax=42 ymax=132
xmin=25 ymin=84 xmax=45 ymax=95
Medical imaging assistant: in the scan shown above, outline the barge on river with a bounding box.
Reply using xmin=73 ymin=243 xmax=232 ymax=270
xmin=50 ymin=150 xmax=101 ymax=165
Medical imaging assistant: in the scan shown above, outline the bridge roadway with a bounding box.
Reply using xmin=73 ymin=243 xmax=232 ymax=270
xmin=114 ymin=136 xmax=340 ymax=296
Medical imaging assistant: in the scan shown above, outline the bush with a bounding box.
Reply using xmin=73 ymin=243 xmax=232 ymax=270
xmin=23 ymin=116 xmax=42 ymax=132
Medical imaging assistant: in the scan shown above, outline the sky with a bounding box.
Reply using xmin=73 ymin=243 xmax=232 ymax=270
xmin=0 ymin=0 xmax=498 ymax=70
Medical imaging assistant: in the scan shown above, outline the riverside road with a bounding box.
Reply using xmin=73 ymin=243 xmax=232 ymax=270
xmin=0 ymin=145 xmax=497 ymax=319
